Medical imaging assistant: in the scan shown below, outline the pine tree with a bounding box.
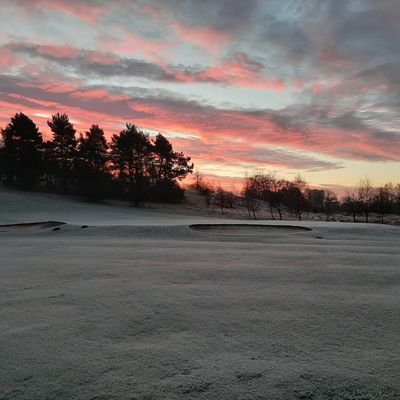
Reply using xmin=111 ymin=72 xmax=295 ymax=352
xmin=77 ymin=125 xmax=109 ymax=174
xmin=76 ymin=124 xmax=110 ymax=199
xmin=150 ymin=133 xmax=193 ymax=202
xmin=47 ymin=113 xmax=77 ymax=192
xmin=152 ymin=133 xmax=193 ymax=183
xmin=110 ymin=124 xmax=152 ymax=204
xmin=0 ymin=113 xmax=43 ymax=187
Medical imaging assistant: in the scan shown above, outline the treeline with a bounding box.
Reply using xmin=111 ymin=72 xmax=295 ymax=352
xmin=0 ymin=112 xmax=194 ymax=203
xmin=194 ymin=173 xmax=400 ymax=224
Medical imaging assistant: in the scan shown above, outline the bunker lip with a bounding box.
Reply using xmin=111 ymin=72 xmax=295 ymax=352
xmin=189 ymin=224 xmax=312 ymax=235
xmin=0 ymin=221 xmax=65 ymax=229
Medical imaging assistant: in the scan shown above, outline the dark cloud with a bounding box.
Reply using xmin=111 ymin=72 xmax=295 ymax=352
xmin=136 ymin=0 xmax=260 ymax=32
xmin=7 ymin=43 xmax=177 ymax=82
xmin=5 ymin=43 xmax=275 ymax=88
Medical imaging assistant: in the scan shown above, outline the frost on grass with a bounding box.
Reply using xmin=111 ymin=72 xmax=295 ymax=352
xmin=0 ymin=187 xmax=399 ymax=399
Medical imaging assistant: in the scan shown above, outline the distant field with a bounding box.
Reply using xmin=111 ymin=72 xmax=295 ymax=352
xmin=1 ymin=187 xmax=399 ymax=399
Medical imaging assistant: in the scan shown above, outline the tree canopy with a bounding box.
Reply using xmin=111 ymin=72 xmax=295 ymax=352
xmin=0 ymin=113 xmax=194 ymax=203
xmin=0 ymin=112 xmax=43 ymax=187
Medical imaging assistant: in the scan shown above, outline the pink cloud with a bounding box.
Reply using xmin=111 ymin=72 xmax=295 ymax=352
xmin=98 ymin=31 xmax=172 ymax=62
xmin=127 ymin=99 xmax=400 ymax=163
xmin=1 ymin=81 xmax=399 ymax=177
xmin=138 ymin=5 xmax=231 ymax=55
xmin=165 ymin=53 xmax=285 ymax=91
xmin=17 ymin=0 xmax=107 ymax=25
xmin=172 ymin=22 xmax=232 ymax=54
xmin=196 ymin=54 xmax=285 ymax=91
xmin=19 ymin=80 xmax=80 ymax=94
xmin=71 ymin=89 xmax=129 ymax=101
xmin=5 ymin=41 xmax=286 ymax=92
xmin=36 ymin=44 xmax=80 ymax=59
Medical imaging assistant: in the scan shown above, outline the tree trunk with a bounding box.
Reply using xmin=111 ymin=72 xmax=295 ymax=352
xmin=269 ymin=204 xmax=275 ymax=220
xmin=277 ymin=205 xmax=283 ymax=220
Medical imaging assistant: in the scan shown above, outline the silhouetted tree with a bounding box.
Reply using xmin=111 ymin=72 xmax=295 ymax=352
xmin=284 ymin=186 xmax=307 ymax=221
xmin=191 ymin=172 xmax=214 ymax=208
xmin=76 ymin=124 xmax=110 ymax=200
xmin=242 ymin=172 xmax=291 ymax=220
xmin=342 ymin=191 xmax=361 ymax=222
xmin=373 ymin=184 xmax=393 ymax=224
xmin=257 ymin=173 xmax=286 ymax=220
xmin=77 ymin=125 xmax=109 ymax=173
xmin=193 ymin=170 xmax=204 ymax=191
xmin=151 ymin=133 xmax=194 ymax=202
xmin=357 ymin=177 xmax=373 ymax=223
xmin=270 ymin=178 xmax=287 ymax=220
xmin=284 ymin=176 xmax=310 ymax=221
xmin=0 ymin=111 xmax=195 ymax=205
xmin=0 ymin=113 xmax=43 ymax=187
xmin=262 ymin=173 xmax=278 ymax=219
xmin=394 ymin=184 xmax=400 ymax=215
xmin=225 ymin=189 xmax=236 ymax=209
xmin=215 ymin=186 xmax=227 ymax=214
xmin=242 ymin=175 xmax=262 ymax=219
xmin=47 ymin=113 xmax=77 ymax=192
xmin=307 ymin=189 xmax=325 ymax=213
xmin=110 ymin=124 xmax=152 ymax=205
xmin=0 ymin=141 xmax=4 ymax=182
xmin=248 ymin=174 xmax=273 ymax=218
xmin=151 ymin=134 xmax=192 ymax=182
xmin=322 ymin=190 xmax=338 ymax=221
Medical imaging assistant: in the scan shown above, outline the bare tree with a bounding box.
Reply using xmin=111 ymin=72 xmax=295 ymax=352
xmin=191 ymin=171 xmax=214 ymax=208
xmin=261 ymin=173 xmax=278 ymax=219
xmin=270 ymin=178 xmax=287 ymax=220
xmin=245 ymin=172 xmax=281 ymax=219
xmin=215 ymin=186 xmax=226 ymax=215
xmin=342 ymin=191 xmax=361 ymax=222
xmin=225 ymin=189 xmax=236 ymax=209
xmin=357 ymin=177 xmax=374 ymax=223
xmin=242 ymin=175 xmax=261 ymax=219
xmin=283 ymin=175 xmax=309 ymax=221
xmin=374 ymin=183 xmax=394 ymax=224
xmin=307 ymin=189 xmax=325 ymax=213
xmin=395 ymin=184 xmax=400 ymax=215
xmin=323 ymin=190 xmax=338 ymax=221
xmin=193 ymin=170 xmax=204 ymax=191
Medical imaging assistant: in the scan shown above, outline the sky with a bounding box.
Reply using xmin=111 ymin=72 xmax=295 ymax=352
xmin=0 ymin=0 xmax=399 ymax=191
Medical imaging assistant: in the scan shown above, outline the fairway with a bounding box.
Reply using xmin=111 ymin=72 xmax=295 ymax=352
xmin=1 ymin=189 xmax=399 ymax=399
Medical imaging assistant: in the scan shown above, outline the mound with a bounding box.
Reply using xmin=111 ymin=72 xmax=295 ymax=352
xmin=189 ymin=224 xmax=311 ymax=235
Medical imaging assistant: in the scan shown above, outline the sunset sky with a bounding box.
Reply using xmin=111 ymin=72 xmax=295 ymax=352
xmin=1 ymin=0 xmax=399 ymax=191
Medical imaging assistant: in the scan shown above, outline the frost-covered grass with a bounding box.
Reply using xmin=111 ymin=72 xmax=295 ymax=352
xmin=0 ymin=187 xmax=399 ymax=399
